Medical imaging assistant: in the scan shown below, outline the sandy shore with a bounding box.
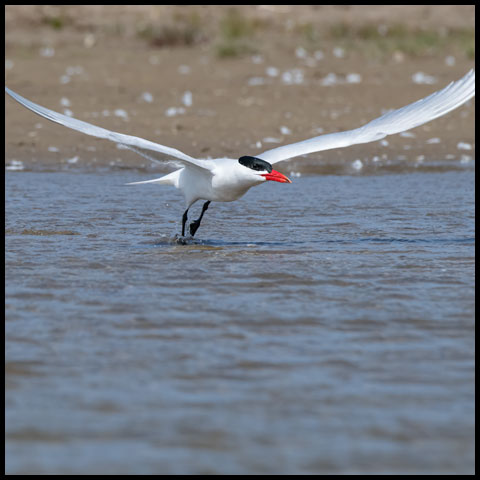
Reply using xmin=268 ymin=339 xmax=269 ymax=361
xmin=5 ymin=5 xmax=475 ymax=172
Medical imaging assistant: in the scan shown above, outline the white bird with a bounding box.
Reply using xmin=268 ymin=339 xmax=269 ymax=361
xmin=5 ymin=69 xmax=475 ymax=237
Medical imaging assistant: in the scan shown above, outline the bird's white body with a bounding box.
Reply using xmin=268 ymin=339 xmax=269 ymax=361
xmin=5 ymin=69 xmax=475 ymax=236
xmin=136 ymin=156 xmax=275 ymax=235
xmin=130 ymin=157 xmax=264 ymax=205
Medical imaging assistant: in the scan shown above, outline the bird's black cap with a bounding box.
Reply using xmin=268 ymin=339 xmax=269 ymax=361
xmin=238 ymin=156 xmax=273 ymax=173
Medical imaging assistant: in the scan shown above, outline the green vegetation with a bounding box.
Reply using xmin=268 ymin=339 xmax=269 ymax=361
xmin=452 ymin=27 xmax=476 ymax=59
xmin=136 ymin=8 xmax=264 ymax=56
xmin=42 ymin=12 xmax=69 ymax=30
xmin=215 ymin=9 xmax=262 ymax=58
xmin=137 ymin=12 xmax=205 ymax=48
xmin=216 ymin=42 xmax=257 ymax=58
xmin=44 ymin=16 xmax=64 ymax=30
xmin=295 ymin=21 xmax=474 ymax=59
xmin=328 ymin=22 xmax=475 ymax=59
xmin=219 ymin=8 xmax=256 ymax=39
xmin=37 ymin=6 xmax=473 ymax=61
xmin=295 ymin=22 xmax=321 ymax=47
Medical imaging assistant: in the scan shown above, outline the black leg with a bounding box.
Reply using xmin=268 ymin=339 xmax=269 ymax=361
xmin=181 ymin=208 xmax=189 ymax=237
xmin=189 ymin=201 xmax=211 ymax=237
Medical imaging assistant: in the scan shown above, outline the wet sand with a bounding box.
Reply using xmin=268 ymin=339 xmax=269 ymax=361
xmin=5 ymin=5 xmax=475 ymax=172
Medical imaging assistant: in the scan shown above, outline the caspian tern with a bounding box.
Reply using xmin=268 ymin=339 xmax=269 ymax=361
xmin=5 ymin=69 xmax=475 ymax=237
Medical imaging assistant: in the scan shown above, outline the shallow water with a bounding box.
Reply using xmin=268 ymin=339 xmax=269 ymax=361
xmin=5 ymin=168 xmax=475 ymax=474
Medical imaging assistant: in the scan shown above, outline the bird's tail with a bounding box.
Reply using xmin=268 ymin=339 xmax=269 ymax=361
xmin=126 ymin=169 xmax=182 ymax=187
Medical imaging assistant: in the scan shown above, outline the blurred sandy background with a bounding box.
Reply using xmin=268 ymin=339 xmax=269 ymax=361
xmin=5 ymin=5 xmax=475 ymax=171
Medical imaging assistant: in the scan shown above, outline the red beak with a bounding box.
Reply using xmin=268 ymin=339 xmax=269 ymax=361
xmin=261 ymin=170 xmax=292 ymax=183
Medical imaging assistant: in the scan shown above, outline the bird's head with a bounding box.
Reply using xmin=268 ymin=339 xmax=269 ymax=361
xmin=237 ymin=156 xmax=291 ymax=184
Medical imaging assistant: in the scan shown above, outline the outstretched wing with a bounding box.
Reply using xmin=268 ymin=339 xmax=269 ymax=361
xmin=5 ymin=86 xmax=211 ymax=171
xmin=257 ymin=69 xmax=475 ymax=165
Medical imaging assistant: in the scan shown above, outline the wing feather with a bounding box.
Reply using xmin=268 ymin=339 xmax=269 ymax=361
xmin=258 ymin=69 xmax=475 ymax=164
xmin=5 ymin=86 xmax=211 ymax=171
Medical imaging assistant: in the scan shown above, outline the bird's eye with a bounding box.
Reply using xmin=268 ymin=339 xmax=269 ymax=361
xmin=238 ymin=156 xmax=273 ymax=173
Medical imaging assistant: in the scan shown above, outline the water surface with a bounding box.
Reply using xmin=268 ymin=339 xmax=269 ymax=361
xmin=5 ymin=168 xmax=475 ymax=474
